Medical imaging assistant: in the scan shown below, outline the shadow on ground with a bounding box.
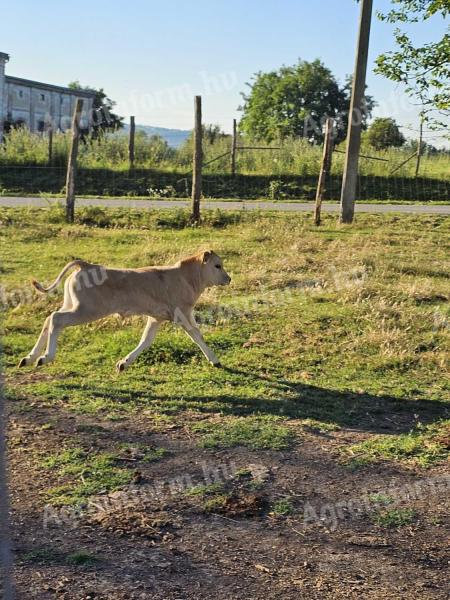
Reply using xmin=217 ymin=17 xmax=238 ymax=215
xmin=36 ymin=364 xmax=449 ymax=435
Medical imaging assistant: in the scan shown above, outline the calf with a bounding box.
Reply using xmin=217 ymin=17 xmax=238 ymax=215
xmin=19 ymin=250 xmax=231 ymax=371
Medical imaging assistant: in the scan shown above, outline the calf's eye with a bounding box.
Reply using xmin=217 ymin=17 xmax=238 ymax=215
xmin=215 ymin=265 xmax=221 ymax=269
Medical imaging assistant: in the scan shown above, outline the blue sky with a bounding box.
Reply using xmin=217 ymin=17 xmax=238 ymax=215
xmin=3 ymin=0 xmax=448 ymax=144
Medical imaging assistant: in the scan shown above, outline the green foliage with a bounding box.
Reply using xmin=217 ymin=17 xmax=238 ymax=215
xmin=366 ymin=118 xmax=406 ymax=150
xmin=0 ymin=127 xmax=69 ymax=166
xmin=375 ymin=1 xmax=450 ymax=127
xmin=68 ymin=81 xmax=124 ymax=136
xmin=239 ymin=59 xmax=374 ymax=143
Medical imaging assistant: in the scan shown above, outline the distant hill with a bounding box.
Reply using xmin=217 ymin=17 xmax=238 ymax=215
xmin=122 ymin=123 xmax=190 ymax=148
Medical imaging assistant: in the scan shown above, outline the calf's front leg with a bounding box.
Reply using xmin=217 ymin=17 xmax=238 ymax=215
xmin=181 ymin=323 xmax=221 ymax=367
xmin=116 ymin=317 xmax=160 ymax=372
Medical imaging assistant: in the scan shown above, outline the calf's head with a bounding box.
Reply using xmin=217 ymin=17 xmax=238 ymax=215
xmin=200 ymin=250 xmax=231 ymax=287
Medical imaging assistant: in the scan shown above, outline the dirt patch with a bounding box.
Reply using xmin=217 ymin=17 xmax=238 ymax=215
xmin=7 ymin=407 xmax=449 ymax=600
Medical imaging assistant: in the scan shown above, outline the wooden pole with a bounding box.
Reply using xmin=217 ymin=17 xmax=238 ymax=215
xmin=48 ymin=127 xmax=53 ymax=165
xmin=389 ymin=151 xmax=417 ymax=176
xmin=65 ymin=98 xmax=83 ymax=223
xmin=191 ymin=96 xmax=202 ymax=223
xmin=415 ymin=119 xmax=423 ymax=178
xmin=339 ymin=0 xmax=373 ymax=223
xmin=230 ymin=118 xmax=237 ymax=176
xmin=314 ymin=117 xmax=334 ymax=226
xmin=129 ymin=115 xmax=135 ymax=170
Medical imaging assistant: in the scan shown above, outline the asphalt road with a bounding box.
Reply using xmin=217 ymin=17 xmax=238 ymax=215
xmin=0 ymin=196 xmax=449 ymax=214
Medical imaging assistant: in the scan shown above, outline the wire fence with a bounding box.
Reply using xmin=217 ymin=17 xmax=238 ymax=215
xmin=0 ymin=164 xmax=449 ymax=203
xmin=0 ymin=115 xmax=449 ymax=204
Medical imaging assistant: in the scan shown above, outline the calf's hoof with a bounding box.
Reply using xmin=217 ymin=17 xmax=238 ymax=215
xmin=212 ymin=361 xmax=222 ymax=368
xmin=36 ymin=356 xmax=45 ymax=367
xmin=116 ymin=360 xmax=127 ymax=373
xmin=18 ymin=357 xmax=29 ymax=368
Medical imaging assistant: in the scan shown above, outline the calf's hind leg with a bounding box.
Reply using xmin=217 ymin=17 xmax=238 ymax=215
xmin=36 ymin=307 xmax=95 ymax=366
xmin=18 ymin=316 xmax=51 ymax=367
xmin=19 ymin=277 xmax=74 ymax=367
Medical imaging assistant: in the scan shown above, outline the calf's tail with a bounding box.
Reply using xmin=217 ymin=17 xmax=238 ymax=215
xmin=31 ymin=259 xmax=90 ymax=293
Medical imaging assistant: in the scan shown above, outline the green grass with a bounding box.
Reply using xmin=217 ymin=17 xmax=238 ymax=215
xmin=21 ymin=547 xmax=100 ymax=566
xmin=367 ymin=493 xmax=395 ymax=506
xmin=184 ymin=483 xmax=225 ymax=497
xmin=202 ymin=494 xmax=231 ymax=512
xmin=345 ymin=422 xmax=450 ymax=468
xmin=2 ymin=208 xmax=450 ymax=505
xmin=191 ymin=416 xmax=293 ymax=450
xmin=271 ymin=497 xmax=295 ymax=516
xmin=371 ymin=508 xmax=416 ymax=528
xmin=21 ymin=548 xmax=64 ymax=564
xmin=117 ymin=443 xmax=169 ymax=462
xmin=40 ymin=447 xmax=133 ymax=506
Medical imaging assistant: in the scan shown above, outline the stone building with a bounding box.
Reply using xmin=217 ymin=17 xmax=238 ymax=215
xmin=0 ymin=52 xmax=95 ymax=140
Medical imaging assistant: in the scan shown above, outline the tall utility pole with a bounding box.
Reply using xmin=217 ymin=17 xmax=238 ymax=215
xmin=339 ymin=0 xmax=373 ymax=224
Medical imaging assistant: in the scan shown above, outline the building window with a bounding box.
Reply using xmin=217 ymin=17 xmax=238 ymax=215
xmin=40 ymin=93 xmax=45 ymax=101
xmin=18 ymin=90 xmax=24 ymax=98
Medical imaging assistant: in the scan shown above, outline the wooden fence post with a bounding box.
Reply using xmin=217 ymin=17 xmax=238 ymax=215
xmin=415 ymin=119 xmax=423 ymax=178
xmin=65 ymin=98 xmax=83 ymax=223
xmin=230 ymin=118 xmax=237 ymax=176
xmin=48 ymin=126 xmax=53 ymax=165
xmin=314 ymin=117 xmax=334 ymax=226
xmin=191 ymin=96 xmax=202 ymax=223
xmin=129 ymin=115 xmax=135 ymax=170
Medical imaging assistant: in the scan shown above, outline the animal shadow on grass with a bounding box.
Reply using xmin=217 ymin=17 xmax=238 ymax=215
xmin=56 ymin=365 xmax=448 ymax=435
xmin=217 ymin=366 xmax=448 ymax=435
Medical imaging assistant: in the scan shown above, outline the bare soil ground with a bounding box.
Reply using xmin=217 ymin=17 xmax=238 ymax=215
xmin=8 ymin=402 xmax=449 ymax=599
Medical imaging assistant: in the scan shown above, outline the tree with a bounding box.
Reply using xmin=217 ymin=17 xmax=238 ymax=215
xmin=366 ymin=117 xmax=406 ymax=150
xmin=68 ymin=81 xmax=123 ymax=137
xmin=375 ymin=1 xmax=450 ymax=128
xmin=239 ymin=59 xmax=375 ymax=144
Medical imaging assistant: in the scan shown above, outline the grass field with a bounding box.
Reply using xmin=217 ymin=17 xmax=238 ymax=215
xmin=2 ymin=207 xmax=449 ymax=599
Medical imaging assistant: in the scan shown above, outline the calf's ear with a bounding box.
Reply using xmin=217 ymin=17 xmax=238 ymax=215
xmin=202 ymin=250 xmax=213 ymax=263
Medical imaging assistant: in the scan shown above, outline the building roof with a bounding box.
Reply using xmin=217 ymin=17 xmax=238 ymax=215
xmin=4 ymin=75 xmax=96 ymax=97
